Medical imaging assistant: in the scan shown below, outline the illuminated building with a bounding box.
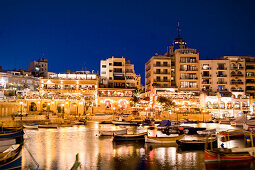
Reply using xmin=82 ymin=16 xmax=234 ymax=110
xmin=28 ymin=57 xmax=48 ymax=78
xmin=100 ymin=56 xmax=141 ymax=89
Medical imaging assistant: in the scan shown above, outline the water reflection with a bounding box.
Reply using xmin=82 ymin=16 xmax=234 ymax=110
xmin=22 ymin=122 xmax=255 ymax=170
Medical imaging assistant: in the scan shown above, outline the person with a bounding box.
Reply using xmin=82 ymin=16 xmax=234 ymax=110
xmin=220 ymin=143 xmax=224 ymax=148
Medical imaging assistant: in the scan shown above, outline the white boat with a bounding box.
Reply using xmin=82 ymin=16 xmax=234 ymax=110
xmin=197 ymin=129 xmax=216 ymax=135
xmin=100 ymin=128 xmax=127 ymax=136
xmin=38 ymin=124 xmax=58 ymax=128
xmin=145 ymin=134 xmax=185 ymax=144
xmin=243 ymin=118 xmax=255 ymax=130
xmin=112 ymin=121 xmax=139 ymax=126
xmin=23 ymin=124 xmax=39 ymax=129
xmin=0 ymin=139 xmax=16 ymax=152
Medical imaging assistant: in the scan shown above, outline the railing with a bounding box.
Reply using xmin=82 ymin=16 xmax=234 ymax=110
xmin=231 ymin=74 xmax=244 ymax=77
xmin=217 ymin=74 xmax=227 ymax=77
xmin=153 ymin=64 xmax=170 ymax=67
xmin=154 ymin=72 xmax=170 ymax=74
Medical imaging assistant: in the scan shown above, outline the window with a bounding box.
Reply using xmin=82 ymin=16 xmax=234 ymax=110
xmin=156 ymin=62 xmax=160 ymax=66
xmin=163 ymin=77 xmax=168 ymax=81
xmin=156 ymin=69 xmax=160 ymax=74
xmin=163 ymin=69 xmax=168 ymax=74
xmin=102 ymin=65 xmax=106 ymax=68
xmin=109 ymin=77 xmax=112 ymax=80
xmin=109 ymin=70 xmax=112 ymax=72
xmin=163 ymin=62 xmax=168 ymax=66
xmin=109 ymin=63 xmax=112 ymax=66
xmin=156 ymin=76 xmax=160 ymax=81
xmin=101 ymin=71 xmax=106 ymax=74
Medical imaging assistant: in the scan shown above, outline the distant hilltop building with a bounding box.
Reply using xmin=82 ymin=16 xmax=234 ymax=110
xmin=100 ymin=56 xmax=141 ymax=89
xmin=28 ymin=57 xmax=48 ymax=78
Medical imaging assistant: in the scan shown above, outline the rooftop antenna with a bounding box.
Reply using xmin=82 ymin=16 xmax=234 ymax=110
xmin=177 ymin=21 xmax=181 ymax=38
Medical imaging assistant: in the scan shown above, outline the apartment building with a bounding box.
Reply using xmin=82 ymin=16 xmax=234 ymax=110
xmin=100 ymin=56 xmax=141 ymax=89
xmin=145 ymin=55 xmax=171 ymax=94
xmin=245 ymin=57 xmax=255 ymax=97
xmin=175 ymin=49 xmax=200 ymax=92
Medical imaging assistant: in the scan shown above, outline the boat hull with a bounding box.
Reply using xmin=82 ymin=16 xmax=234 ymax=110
xmin=177 ymin=139 xmax=217 ymax=150
xmin=113 ymin=133 xmax=146 ymax=141
xmin=112 ymin=121 xmax=139 ymax=126
xmin=38 ymin=124 xmax=58 ymax=128
xmin=205 ymin=150 xmax=253 ymax=162
xmin=100 ymin=129 xmax=127 ymax=136
xmin=23 ymin=124 xmax=39 ymax=129
xmin=145 ymin=134 xmax=185 ymax=143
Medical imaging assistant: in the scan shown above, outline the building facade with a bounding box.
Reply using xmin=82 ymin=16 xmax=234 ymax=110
xmin=28 ymin=58 xmax=48 ymax=78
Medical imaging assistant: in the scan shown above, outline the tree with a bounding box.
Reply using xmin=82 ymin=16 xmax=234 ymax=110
xmin=157 ymin=96 xmax=176 ymax=111
xmin=130 ymin=95 xmax=139 ymax=107
xmin=84 ymin=100 xmax=93 ymax=114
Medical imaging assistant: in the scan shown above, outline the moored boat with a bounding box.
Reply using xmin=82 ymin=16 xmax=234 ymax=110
xmin=219 ymin=130 xmax=244 ymax=138
xmin=38 ymin=124 xmax=58 ymax=128
xmin=112 ymin=121 xmax=139 ymax=126
xmin=204 ymin=149 xmax=254 ymax=162
xmin=113 ymin=132 xmax=147 ymax=141
xmin=145 ymin=134 xmax=185 ymax=143
xmin=100 ymin=128 xmax=127 ymax=136
xmin=0 ymin=144 xmax=22 ymax=169
xmin=23 ymin=124 xmax=39 ymax=129
xmin=176 ymin=136 xmax=217 ymax=150
xmin=197 ymin=129 xmax=216 ymax=135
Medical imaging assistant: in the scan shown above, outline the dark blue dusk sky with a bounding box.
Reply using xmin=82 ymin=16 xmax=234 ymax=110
xmin=0 ymin=0 xmax=255 ymax=84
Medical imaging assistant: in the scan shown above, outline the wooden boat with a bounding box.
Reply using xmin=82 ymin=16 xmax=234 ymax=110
xmin=23 ymin=124 xmax=39 ymax=129
xmin=38 ymin=124 xmax=58 ymax=128
xmin=145 ymin=134 xmax=185 ymax=143
xmin=197 ymin=129 xmax=216 ymax=135
xmin=219 ymin=120 xmax=231 ymax=124
xmin=205 ymin=149 xmax=254 ymax=162
xmin=100 ymin=128 xmax=127 ymax=136
xmin=0 ymin=144 xmax=22 ymax=169
xmin=99 ymin=121 xmax=113 ymax=124
xmin=176 ymin=136 xmax=217 ymax=150
xmin=0 ymin=128 xmax=24 ymax=152
xmin=112 ymin=121 xmax=139 ymax=126
xmin=219 ymin=130 xmax=244 ymax=138
xmin=113 ymin=132 xmax=147 ymax=141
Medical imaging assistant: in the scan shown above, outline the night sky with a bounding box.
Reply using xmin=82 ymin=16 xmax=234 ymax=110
xmin=0 ymin=0 xmax=255 ymax=84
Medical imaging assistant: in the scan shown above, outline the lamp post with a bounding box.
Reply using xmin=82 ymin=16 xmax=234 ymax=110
xmin=47 ymin=103 xmax=50 ymax=119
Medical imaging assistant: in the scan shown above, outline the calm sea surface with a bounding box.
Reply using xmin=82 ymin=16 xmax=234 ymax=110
xmin=21 ymin=122 xmax=255 ymax=170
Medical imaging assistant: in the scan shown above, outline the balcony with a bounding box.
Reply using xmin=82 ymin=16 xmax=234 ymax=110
xmin=217 ymin=74 xmax=227 ymax=77
xmin=217 ymin=67 xmax=227 ymax=70
xmin=231 ymin=74 xmax=244 ymax=77
xmin=180 ymin=69 xmax=198 ymax=71
xmin=202 ymin=81 xmax=211 ymax=84
xmin=231 ymin=81 xmax=244 ymax=85
xmin=246 ymin=81 xmax=255 ymax=84
xmin=202 ymin=74 xmax=211 ymax=78
xmin=154 ymin=72 xmax=170 ymax=75
xmin=217 ymin=81 xmax=227 ymax=84
xmin=231 ymin=89 xmax=244 ymax=92
xmin=180 ymin=77 xmax=198 ymax=80
xmin=154 ymin=79 xmax=170 ymax=82
xmin=153 ymin=64 xmax=170 ymax=67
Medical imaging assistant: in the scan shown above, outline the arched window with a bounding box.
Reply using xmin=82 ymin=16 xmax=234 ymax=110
xmin=237 ymin=71 xmax=242 ymax=75
xmin=231 ymin=71 xmax=236 ymax=76
xmin=231 ymin=63 xmax=236 ymax=69
xmin=238 ymin=63 xmax=242 ymax=68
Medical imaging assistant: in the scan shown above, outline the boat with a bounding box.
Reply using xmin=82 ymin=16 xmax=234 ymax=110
xmin=99 ymin=121 xmax=113 ymax=124
xmin=219 ymin=119 xmax=231 ymax=124
xmin=176 ymin=136 xmax=217 ymax=150
xmin=23 ymin=124 xmax=39 ymax=129
xmin=0 ymin=128 xmax=24 ymax=152
xmin=197 ymin=129 xmax=216 ymax=135
xmin=204 ymin=134 xmax=255 ymax=162
xmin=205 ymin=149 xmax=254 ymax=162
xmin=145 ymin=134 xmax=185 ymax=143
xmin=113 ymin=132 xmax=147 ymax=141
xmin=230 ymin=115 xmax=246 ymax=126
xmin=0 ymin=144 xmax=23 ymax=169
xmin=218 ymin=130 xmax=244 ymax=138
xmin=38 ymin=124 xmax=58 ymax=128
xmin=183 ymin=127 xmax=206 ymax=135
xmin=243 ymin=118 xmax=255 ymax=131
xmin=99 ymin=128 xmax=127 ymax=136
xmin=157 ymin=119 xmax=171 ymax=129
xmin=112 ymin=120 xmax=139 ymax=126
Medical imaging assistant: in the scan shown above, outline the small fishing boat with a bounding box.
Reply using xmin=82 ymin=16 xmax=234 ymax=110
xmin=204 ymin=149 xmax=254 ymax=162
xmin=0 ymin=128 xmax=24 ymax=152
xmin=204 ymin=133 xmax=255 ymax=162
xmin=113 ymin=132 xmax=147 ymax=141
xmin=145 ymin=134 xmax=185 ymax=143
xmin=23 ymin=124 xmax=39 ymax=129
xmin=0 ymin=144 xmax=22 ymax=169
xmin=197 ymin=129 xmax=216 ymax=135
xmin=112 ymin=121 xmax=139 ymax=126
xmin=38 ymin=124 xmax=58 ymax=128
xmin=218 ymin=130 xmax=244 ymax=138
xmin=176 ymin=136 xmax=217 ymax=150
xmin=99 ymin=121 xmax=113 ymax=124
xmin=183 ymin=127 xmax=206 ymax=135
xmin=100 ymin=128 xmax=127 ymax=136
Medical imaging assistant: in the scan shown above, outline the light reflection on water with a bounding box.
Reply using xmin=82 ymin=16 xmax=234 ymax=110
xmin=22 ymin=122 xmax=255 ymax=170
